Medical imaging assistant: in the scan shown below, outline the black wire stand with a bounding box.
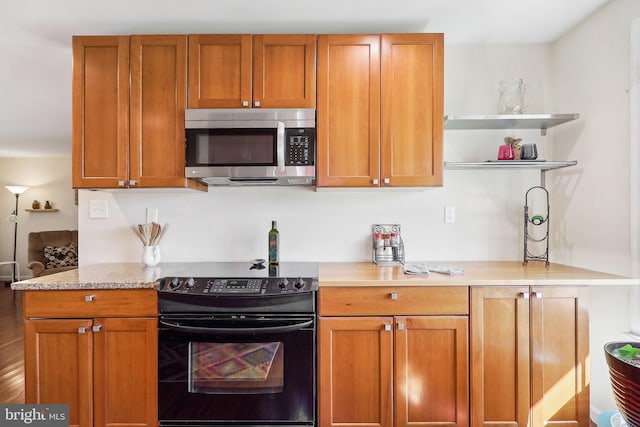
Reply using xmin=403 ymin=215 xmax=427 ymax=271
xmin=523 ymin=186 xmax=550 ymax=266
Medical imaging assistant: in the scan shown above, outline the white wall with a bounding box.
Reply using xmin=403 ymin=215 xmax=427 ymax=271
xmin=550 ymin=0 xmax=640 ymax=416
xmin=0 ymin=157 xmax=78 ymax=280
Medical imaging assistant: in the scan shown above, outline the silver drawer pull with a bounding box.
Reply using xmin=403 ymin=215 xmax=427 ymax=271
xmin=397 ymin=322 xmax=405 ymax=330
xmin=384 ymin=178 xmax=390 ymax=184
xmin=521 ymin=292 xmax=530 ymax=299
xmin=533 ymin=291 xmax=543 ymax=299
xmin=242 ymin=100 xmax=249 ymax=107
xmin=384 ymin=324 xmax=392 ymax=331
xmin=78 ymin=327 xmax=87 ymax=334
xmin=92 ymin=325 xmax=102 ymax=332
xmin=84 ymin=295 xmax=95 ymax=302
xmin=390 ymin=292 xmax=398 ymax=300
xmin=373 ymin=179 xmax=379 ymax=185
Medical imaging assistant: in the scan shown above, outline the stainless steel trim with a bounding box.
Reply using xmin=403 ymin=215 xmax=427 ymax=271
xmin=276 ymin=121 xmax=285 ymax=170
xmin=185 ymin=108 xmax=315 ymax=129
xmin=186 ymin=165 xmax=315 ymax=186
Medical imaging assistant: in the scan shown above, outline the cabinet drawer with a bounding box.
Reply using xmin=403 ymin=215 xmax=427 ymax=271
xmin=24 ymin=289 xmax=157 ymax=318
xmin=319 ymin=286 xmax=468 ymax=316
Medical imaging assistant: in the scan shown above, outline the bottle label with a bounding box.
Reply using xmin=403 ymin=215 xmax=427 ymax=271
xmin=269 ymin=236 xmax=279 ymax=264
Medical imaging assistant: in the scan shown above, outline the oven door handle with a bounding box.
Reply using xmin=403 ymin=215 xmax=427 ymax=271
xmin=159 ymin=319 xmax=314 ymax=335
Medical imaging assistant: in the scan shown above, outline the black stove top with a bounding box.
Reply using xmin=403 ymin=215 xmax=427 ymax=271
xmin=157 ymin=262 xmax=318 ymax=296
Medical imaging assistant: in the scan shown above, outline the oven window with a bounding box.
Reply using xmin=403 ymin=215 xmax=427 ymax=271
xmin=189 ymin=341 xmax=284 ymax=394
xmin=193 ymin=129 xmax=276 ymax=166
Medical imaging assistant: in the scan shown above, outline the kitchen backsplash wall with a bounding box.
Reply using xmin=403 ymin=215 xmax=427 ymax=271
xmin=78 ymin=174 xmax=537 ymax=264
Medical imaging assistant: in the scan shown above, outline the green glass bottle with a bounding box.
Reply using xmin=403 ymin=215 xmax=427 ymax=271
xmin=268 ymin=220 xmax=279 ymax=265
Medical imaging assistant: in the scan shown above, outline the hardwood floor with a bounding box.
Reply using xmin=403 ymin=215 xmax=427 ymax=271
xmin=0 ymin=284 xmax=24 ymax=403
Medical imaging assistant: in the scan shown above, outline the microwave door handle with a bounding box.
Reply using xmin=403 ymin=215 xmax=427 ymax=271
xmin=276 ymin=121 xmax=286 ymax=171
xmin=159 ymin=319 xmax=313 ymax=335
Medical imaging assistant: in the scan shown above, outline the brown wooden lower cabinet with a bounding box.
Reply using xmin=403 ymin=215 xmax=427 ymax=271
xmin=470 ymin=286 xmax=589 ymax=427
xmin=23 ymin=290 xmax=157 ymax=427
xmin=319 ymin=315 xmax=469 ymax=427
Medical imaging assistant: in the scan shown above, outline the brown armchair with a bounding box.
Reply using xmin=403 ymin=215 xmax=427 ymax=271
xmin=27 ymin=230 xmax=78 ymax=277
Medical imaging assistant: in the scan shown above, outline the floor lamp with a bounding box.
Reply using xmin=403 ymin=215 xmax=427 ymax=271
xmin=5 ymin=185 xmax=28 ymax=284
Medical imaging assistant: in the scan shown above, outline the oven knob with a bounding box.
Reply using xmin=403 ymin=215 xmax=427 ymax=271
xmin=279 ymin=279 xmax=289 ymax=289
xmin=186 ymin=278 xmax=196 ymax=289
xmin=294 ymin=278 xmax=306 ymax=290
xmin=169 ymin=278 xmax=181 ymax=290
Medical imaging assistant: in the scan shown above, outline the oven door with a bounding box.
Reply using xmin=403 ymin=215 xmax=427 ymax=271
xmin=158 ymin=314 xmax=316 ymax=426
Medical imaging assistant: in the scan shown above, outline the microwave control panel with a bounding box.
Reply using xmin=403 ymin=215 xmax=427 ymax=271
xmin=285 ymin=128 xmax=315 ymax=166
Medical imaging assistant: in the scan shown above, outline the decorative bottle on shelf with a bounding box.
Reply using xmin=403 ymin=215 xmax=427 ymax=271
xmin=268 ymin=220 xmax=279 ymax=265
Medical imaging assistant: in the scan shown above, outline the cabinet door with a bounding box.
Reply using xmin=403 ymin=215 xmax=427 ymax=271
xmin=530 ymin=287 xmax=589 ymax=427
xmin=395 ymin=316 xmax=468 ymax=427
xmin=130 ymin=35 xmax=188 ymax=188
xmin=319 ymin=316 xmax=392 ymax=427
xmin=253 ymin=34 xmax=316 ymax=108
xmin=72 ymin=36 xmax=129 ymax=189
xmin=24 ymin=319 xmax=93 ymax=427
xmin=317 ymin=35 xmax=381 ymax=187
xmin=470 ymin=287 xmax=530 ymax=427
xmin=93 ymin=317 xmax=157 ymax=427
xmin=188 ymin=34 xmax=252 ymax=108
xmin=381 ymin=34 xmax=443 ymax=187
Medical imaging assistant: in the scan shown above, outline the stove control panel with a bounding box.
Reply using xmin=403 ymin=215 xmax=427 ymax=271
xmin=159 ymin=277 xmax=317 ymax=295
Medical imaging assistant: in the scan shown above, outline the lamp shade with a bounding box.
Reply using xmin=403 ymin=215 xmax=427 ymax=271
xmin=5 ymin=185 xmax=28 ymax=195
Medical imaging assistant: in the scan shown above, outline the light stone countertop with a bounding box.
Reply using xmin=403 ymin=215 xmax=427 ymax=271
xmin=10 ymin=261 xmax=640 ymax=290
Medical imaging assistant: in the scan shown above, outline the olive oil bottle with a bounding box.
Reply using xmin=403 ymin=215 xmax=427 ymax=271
xmin=268 ymin=220 xmax=279 ymax=265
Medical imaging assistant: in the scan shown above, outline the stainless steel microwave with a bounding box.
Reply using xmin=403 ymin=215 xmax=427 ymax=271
xmin=185 ymin=108 xmax=316 ymax=186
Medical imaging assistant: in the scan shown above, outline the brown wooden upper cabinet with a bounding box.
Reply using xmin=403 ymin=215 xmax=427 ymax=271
xmin=316 ymin=33 xmax=444 ymax=187
xmin=188 ymin=34 xmax=316 ymax=108
xmin=72 ymin=35 xmax=198 ymax=189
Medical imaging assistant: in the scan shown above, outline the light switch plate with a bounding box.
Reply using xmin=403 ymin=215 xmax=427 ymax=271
xmin=89 ymin=199 xmax=109 ymax=219
xmin=444 ymin=206 xmax=456 ymax=223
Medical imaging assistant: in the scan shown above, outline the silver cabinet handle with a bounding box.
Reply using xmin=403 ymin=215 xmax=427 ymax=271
xmin=242 ymin=100 xmax=249 ymax=107
xmin=373 ymin=179 xmax=379 ymax=185
xmin=129 ymin=180 xmax=137 ymax=186
xmin=92 ymin=325 xmax=102 ymax=332
xmin=84 ymin=295 xmax=95 ymax=302
xmin=78 ymin=327 xmax=87 ymax=334
xmin=533 ymin=291 xmax=543 ymax=298
xmin=390 ymin=292 xmax=398 ymax=300
xmin=384 ymin=324 xmax=392 ymax=331
xmin=118 ymin=181 xmax=126 ymax=187
xmin=254 ymin=101 xmax=261 ymax=107
xmin=276 ymin=121 xmax=286 ymax=170
xmin=520 ymin=292 xmax=530 ymax=299
xmin=397 ymin=322 xmax=405 ymax=330
xmin=384 ymin=178 xmax=390 ymax=184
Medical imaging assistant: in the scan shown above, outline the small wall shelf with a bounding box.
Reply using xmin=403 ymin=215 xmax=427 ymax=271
xmin=443 ymin=112 xmax=580 ymax=186
xmin=444 ymin=161 xmax=577 ymax=171
xmin=25 ymin=209 xmax=59 ymax=213
xmin=444 ymin=113 xmax=580 ymax=136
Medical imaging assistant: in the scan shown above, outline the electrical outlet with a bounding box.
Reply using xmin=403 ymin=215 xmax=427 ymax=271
xmin=89 ymin=199 xmax=109 ymax=219
xmin=444 ymin=206 xmax=456 ymax=223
